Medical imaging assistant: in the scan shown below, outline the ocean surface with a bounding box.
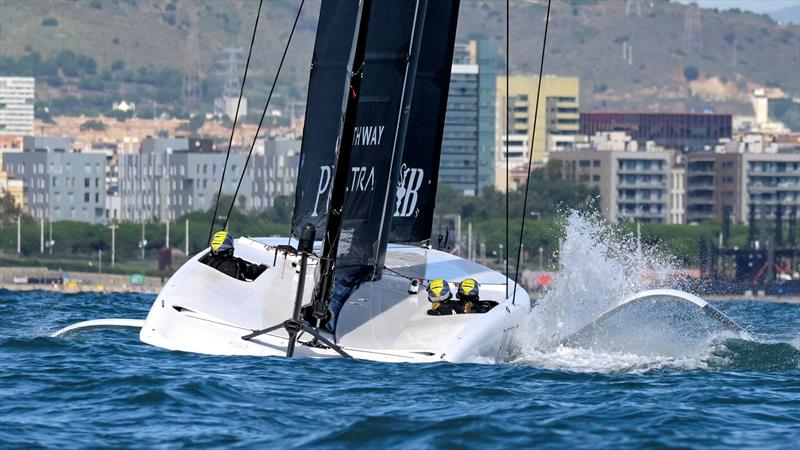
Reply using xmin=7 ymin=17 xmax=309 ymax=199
xmin=1 ymin=289 xmax=798 ymax=449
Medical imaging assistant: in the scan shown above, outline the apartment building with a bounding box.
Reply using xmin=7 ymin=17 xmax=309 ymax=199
xmin=118 ymin=137 xmax=300 ymax=223
xmin=550 ymin=149 xmax=672 ymax=223
xmin=685 ymin=151 xmax=799 ymax=223
xmin=246 ymin=139 xmax=300 ymax=210
xmin=3 ymin=137 xmax=107 ymax=223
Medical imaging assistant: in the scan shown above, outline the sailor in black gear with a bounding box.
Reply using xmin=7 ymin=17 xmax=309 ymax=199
xmin=456 ymin=278 xmax=495 ymax=313
xmin=457 ymin=278 xmax=482 ymax=313
xmin=200 ymin=231 xmax=268 ymax=282
xmin=426 ymin=279 xmax=462 ymax=315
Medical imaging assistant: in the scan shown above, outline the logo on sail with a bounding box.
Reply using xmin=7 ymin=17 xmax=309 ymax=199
xmin=352 ymin=125 xmax=385 ymax=148
xmin=312 ymin=165 xmax=333 ymax=217
xmin=312 ymin=164 xmax=377 ymax=217
xmin=394 ymin=164 xmax=424 ymax=218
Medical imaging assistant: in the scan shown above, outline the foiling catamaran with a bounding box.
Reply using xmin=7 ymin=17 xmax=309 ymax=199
xmin=54 ymin=0 xmax=743 ymax=362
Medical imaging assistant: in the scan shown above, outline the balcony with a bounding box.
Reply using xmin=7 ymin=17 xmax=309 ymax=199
xmin=686 ymin=211 xmax=715 ymax=220
xmin=555 ymin=101 xmax=579 ymax=109
xmin=554 ymin=123 xmax=579 ymax=132
xmin=686 ymin=182 xmax=714 ymax=189
xmin=617 ymin=180 xmax=667 ymax=189
xmin=619 ymin=210 xmax=667 ymax=220
xmin=686 ymin=197 xmax=715 ymax=206
xmin=748 ymin=183 xmax=799 ymax=191
xmin=617 ymin=168 xmax=667 ymax=175
xmin=617 ymin=197 xmax=667 ymax=205
xmin=554 ymin=112 xmax=579 ymax=120
xmin=687 ymin=167 xmax=715 ymax=175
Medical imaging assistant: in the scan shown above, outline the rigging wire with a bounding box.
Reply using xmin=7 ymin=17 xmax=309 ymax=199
xmin=207 ymin=0 xmax=264 ymax=245
xmin=512 ymin=0 xmax=551 ymax=306
xmin=504 ymin=0 xmax=509 ymax=299
xmin=223 ymin=0 xmax=306 ymax=231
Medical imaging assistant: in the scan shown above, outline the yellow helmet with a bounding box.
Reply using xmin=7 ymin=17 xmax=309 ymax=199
xmin=426 ymin=279 xmax=452 ymax=302
xmin=210 ymin=231 xmax=234 ymax=255
xmin=457 ymin=278 xmax=480 ymax=300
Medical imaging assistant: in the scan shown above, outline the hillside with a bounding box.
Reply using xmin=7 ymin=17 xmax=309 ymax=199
xmin=0 ymin=0 xmax=797 ymax=119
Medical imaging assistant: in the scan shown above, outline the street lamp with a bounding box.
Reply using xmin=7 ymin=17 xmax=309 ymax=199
xmin=538 ymin=246 xmax=544 ymax=270
xmin=109 ymin=223 xmax=118 ymax=267
xmin=45 ymin=221 xmax=55 ymax=255
xmin=138 ymin=222 xmax=148 ymax=260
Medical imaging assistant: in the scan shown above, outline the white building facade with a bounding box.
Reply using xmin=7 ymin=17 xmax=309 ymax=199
xmin=0 ymin=77 xmax=35 ymax=136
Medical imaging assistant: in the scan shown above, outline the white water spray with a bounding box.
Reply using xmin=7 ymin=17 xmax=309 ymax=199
xmin=514 ymin=212 xmax=736 ymax=373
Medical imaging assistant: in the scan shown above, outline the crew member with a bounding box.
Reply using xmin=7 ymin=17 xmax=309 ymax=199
xmin=457 ymin=278 xmax=483 ymax=313
xmin=427 ymin=279 xmax=461 ymax=315
xmin=200 ymin=231 xmax=269 ymax=281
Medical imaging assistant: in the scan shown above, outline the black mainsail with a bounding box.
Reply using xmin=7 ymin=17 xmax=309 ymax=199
xmin=389 ymin=0 xmax=460 ymax=242
xmin=292 ymin=0 xmax=460 ymax=246
xmin=290 ymin=0 xmax=361 ymax=235
xmin=290 ymin=0 xmax=461 ymax=316
xmin=334 ymin=0 xmax=425 ymax=283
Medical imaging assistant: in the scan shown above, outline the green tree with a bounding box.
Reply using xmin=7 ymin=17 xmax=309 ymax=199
xmin=0 ymin=191 xmax=25 ymax=225
xmin=79 ymin=119 xmax=106 ymax=131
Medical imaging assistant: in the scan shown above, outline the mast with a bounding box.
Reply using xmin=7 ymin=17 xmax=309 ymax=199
xmin=311 ymin=0 xmax=373 ymax=319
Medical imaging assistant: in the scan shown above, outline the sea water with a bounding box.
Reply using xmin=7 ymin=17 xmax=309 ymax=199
xmin=1 ymin=214 xmax=798 ymax=448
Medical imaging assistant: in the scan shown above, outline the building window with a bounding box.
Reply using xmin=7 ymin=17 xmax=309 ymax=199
xmin=84 ymin=178 xmax=90 ymax=188
xmin=84 ymin=193 xmax=90 ymax=202
xmin=593 ymin=160 xmax=601 ymax=167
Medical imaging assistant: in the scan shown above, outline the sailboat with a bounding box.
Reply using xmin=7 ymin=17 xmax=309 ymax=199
xmin=53 ymin=0 xmax=743 ymax=362
xmin=55 ymin=0 xmax=528 ymax=363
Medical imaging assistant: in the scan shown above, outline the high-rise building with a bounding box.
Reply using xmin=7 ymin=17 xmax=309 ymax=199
xmin=495 ymin=75 xmax=580 ymax=191
xmin=0 ymin=77 xmax=35 ymax=136
xmin=2 ymin=137 xmax=107 ymax=223
xmin=496 ymin=75 xmax=580 ymax=174
xmin=439 ymin=40 xmax=496 ymax=196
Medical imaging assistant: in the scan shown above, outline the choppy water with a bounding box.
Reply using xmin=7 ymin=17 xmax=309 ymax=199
xmin=2 ymin=214 xmax=799 ymax=448
xmin=0 ymin=290 xmax=798 ymax=448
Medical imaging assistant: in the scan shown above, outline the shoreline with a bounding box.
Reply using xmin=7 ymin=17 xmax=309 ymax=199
xmin=0 ymin=267 xmax=164 ymax=295
xmin=703 ymin=295 xmax=800 ymax=304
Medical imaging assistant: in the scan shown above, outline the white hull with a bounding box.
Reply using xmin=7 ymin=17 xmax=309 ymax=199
xmin=139 ymin=237 xmax=530 ymax=363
